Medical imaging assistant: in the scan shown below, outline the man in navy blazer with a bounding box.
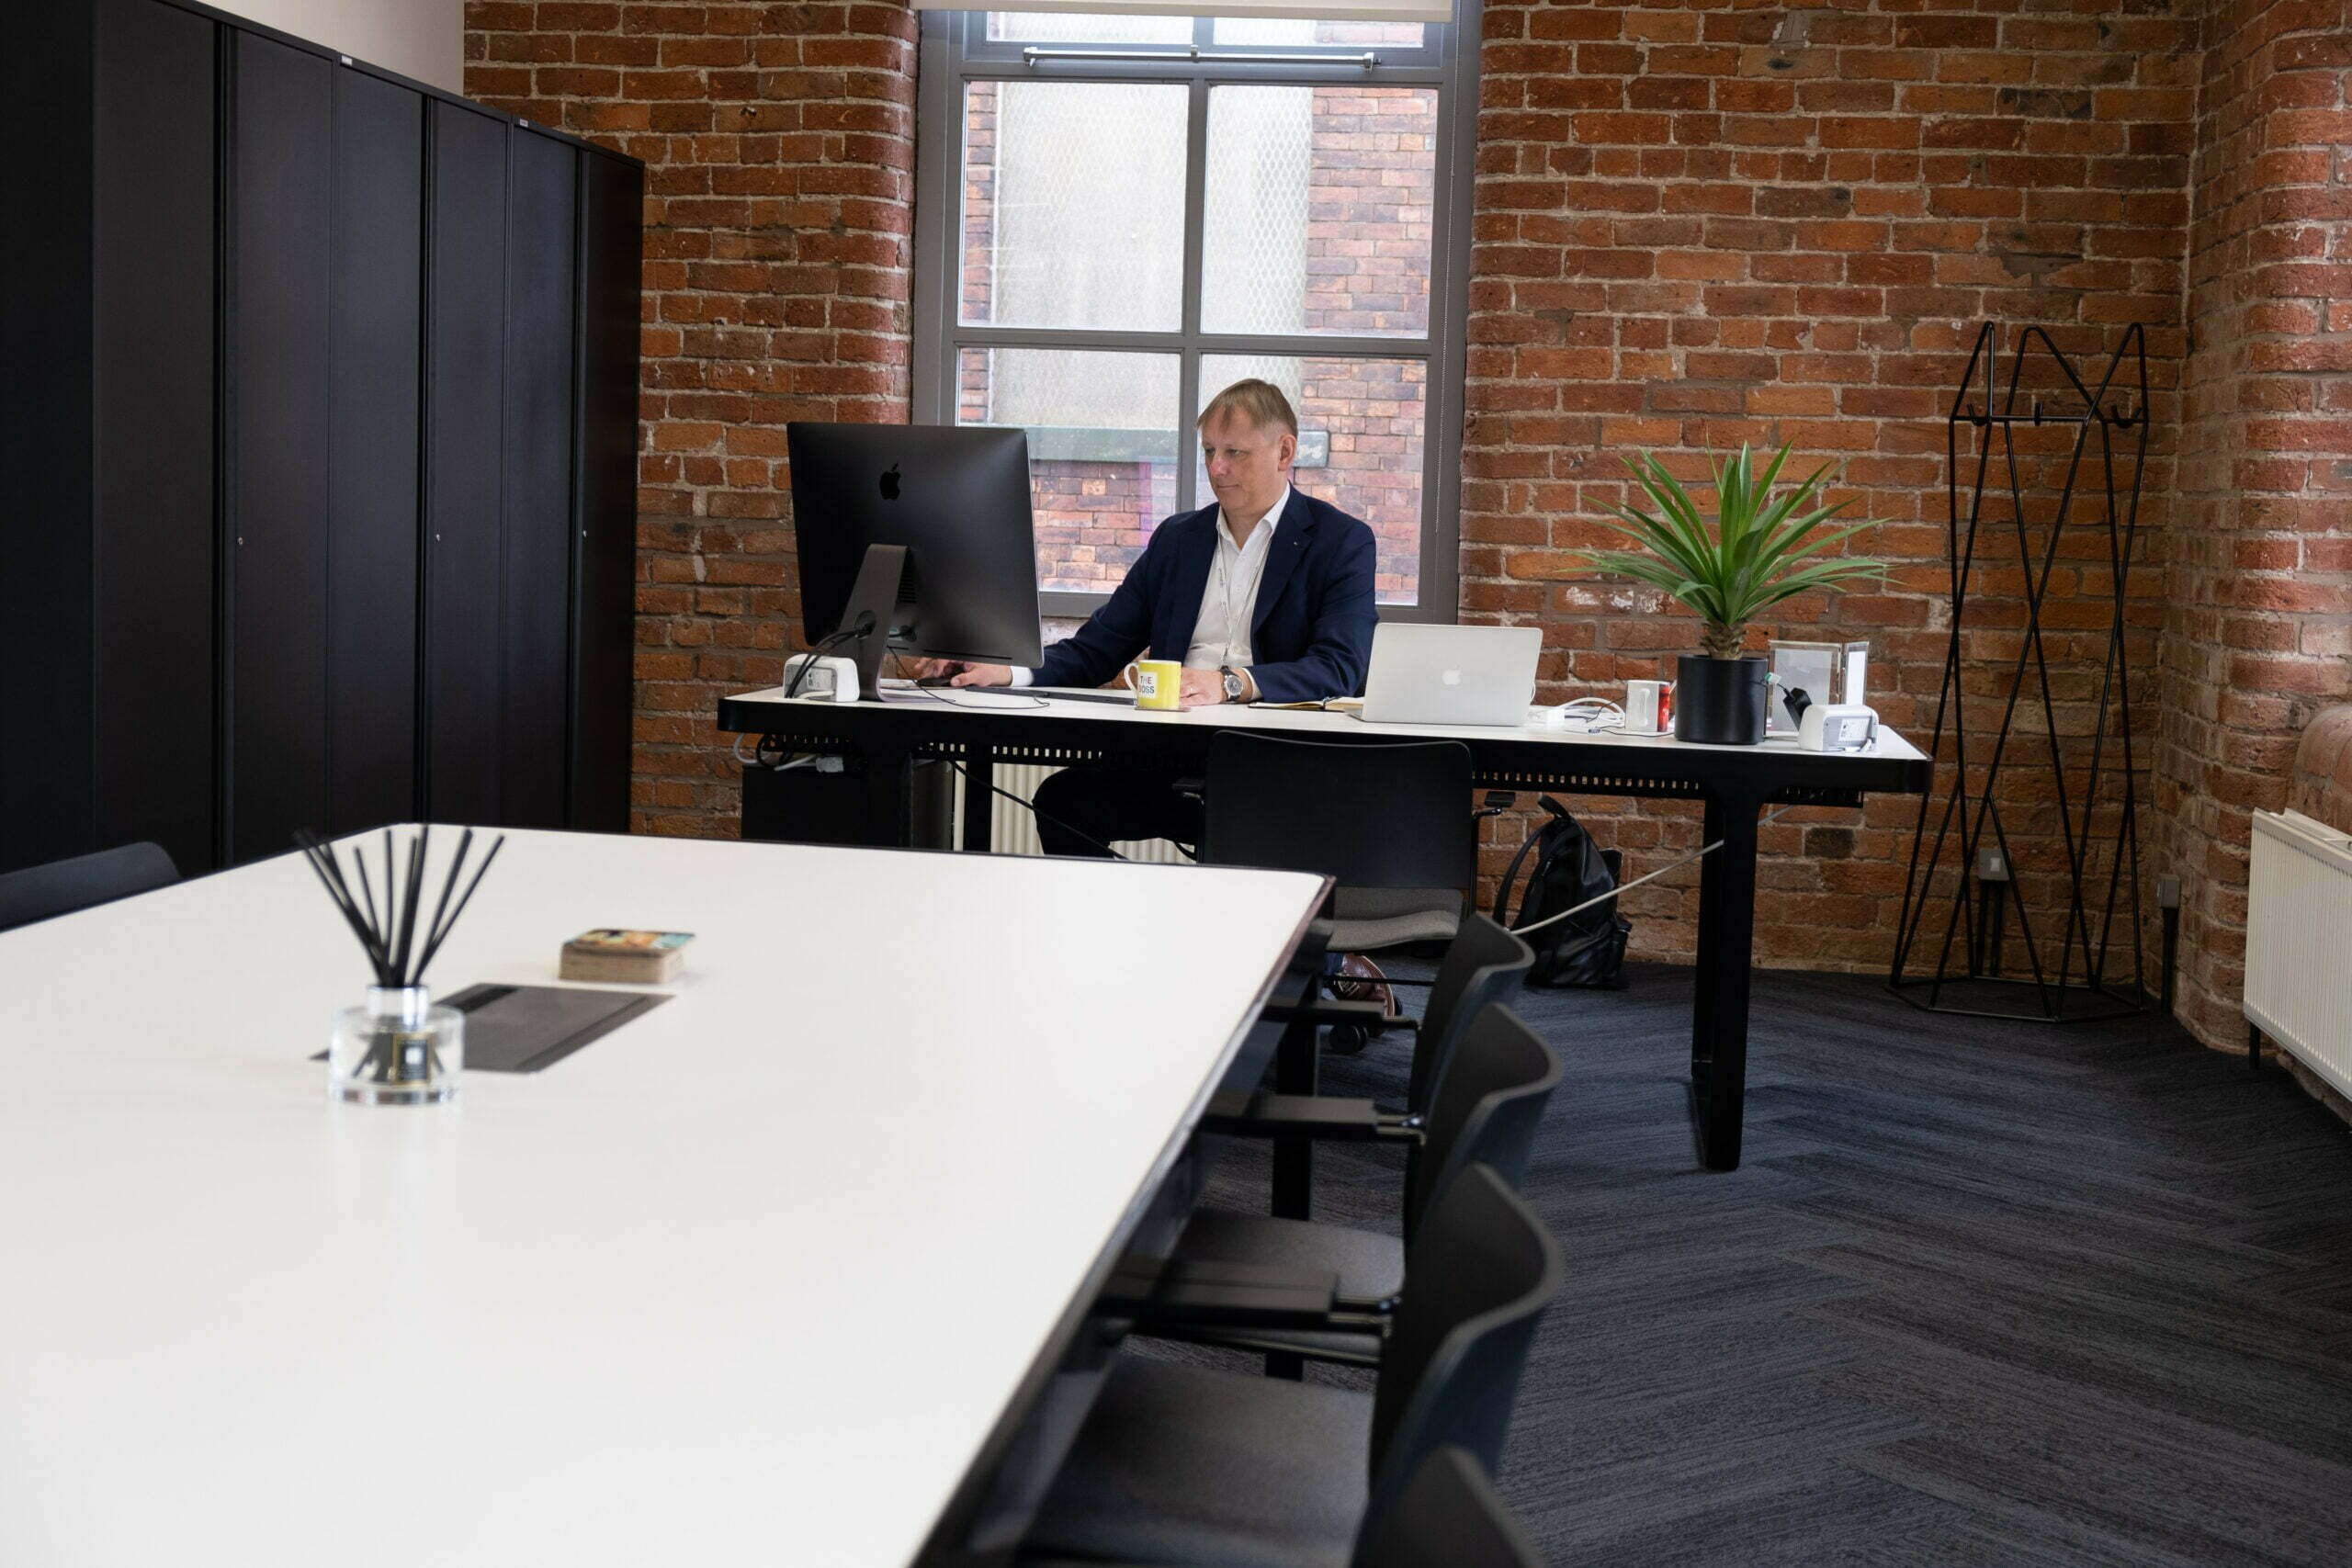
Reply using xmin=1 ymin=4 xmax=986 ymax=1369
xmin=919 ymin=379 xmax=1377 ymax=856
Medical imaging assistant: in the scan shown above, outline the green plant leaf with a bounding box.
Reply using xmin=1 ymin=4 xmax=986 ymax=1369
xmin=1570 ymin=441 xmax=1883 ymax=637
xmin=1623 ymin=457 xmax=1718 ymax=576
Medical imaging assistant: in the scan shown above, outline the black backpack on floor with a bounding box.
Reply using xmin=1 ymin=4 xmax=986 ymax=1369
xmin=1492 ymin=795 xmax=1631 ymax=989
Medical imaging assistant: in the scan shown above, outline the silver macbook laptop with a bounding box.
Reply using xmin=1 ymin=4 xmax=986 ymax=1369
xmin=1356 ymin=623 xmax=1543 ymax=727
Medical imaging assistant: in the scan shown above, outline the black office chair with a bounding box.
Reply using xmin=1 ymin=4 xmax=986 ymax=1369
xmin=1397 ymin=913 xmax=1533 ymax=1113
xmin=1242 ymin=911 xmax=1530 ymax=1130
xmin=1021 ymin=1165 xmax=1562 ymax=1568
xmin=1023 ymin=1445 xmax=1542 ymax=1568
xmin=0 ymin=841 xmax=179 ymax=933
xmin=1166 ymin=1005 xmax=1562 ymax=1369
xmin=1358 ymin=1447 xmax=1544 ymax=1568
xmin=1204 ymin=733 xmax=1476 ymax=1045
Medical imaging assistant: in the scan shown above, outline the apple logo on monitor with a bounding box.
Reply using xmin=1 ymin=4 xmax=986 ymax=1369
xmin=878 ymin=463 xmax=901 ymax=502
xmin=1441 ymin=668 xmax=1463 ymax=687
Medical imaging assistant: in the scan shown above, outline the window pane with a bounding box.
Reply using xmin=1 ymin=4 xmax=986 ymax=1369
xmin=959 ymin=347 xmax=1182 ymax=594
xmin=1201 ymin=86 xmax=1436 ymax=339
xmin=962 ymin=82 xmax=1187 ymax=332
xmin=1202 ymin=355 xmax=1424 ymax=605
xmin=989 ymin=12 xmax=1193 ymax=44
xmin=1211 ymin=17 xmax=1425 ymax=46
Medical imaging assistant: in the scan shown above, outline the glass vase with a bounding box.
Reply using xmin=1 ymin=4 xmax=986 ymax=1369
xmin=328 ymin=986 xmax=463 ymax=1105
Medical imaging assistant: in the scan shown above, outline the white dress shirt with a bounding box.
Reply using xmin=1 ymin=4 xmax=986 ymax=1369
xmin=1015 ymin=488 xmax=1290 ymax=691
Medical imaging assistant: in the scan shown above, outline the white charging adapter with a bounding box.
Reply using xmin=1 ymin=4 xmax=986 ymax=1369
xmin=782 ymin=653 xmax=861 ymax=704
xmin=1531 ymin=697 xmax=1624 ymax=732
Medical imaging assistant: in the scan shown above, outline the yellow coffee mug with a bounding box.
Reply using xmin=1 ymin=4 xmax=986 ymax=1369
xmin=1124 ymin=659 xmax=1184 ymax=712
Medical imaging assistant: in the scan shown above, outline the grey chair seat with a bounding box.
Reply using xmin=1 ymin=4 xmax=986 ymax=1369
xmin=1023 ymin=1448 xmax=1542 ymax=1568
xmin=1026 ymin=1357 xmax=1372 ymax=1568
xmin=1323 ymin=908 xmax=1460 ymax=953
xmin=0 ymin=841 xmax=177 ymax=934
xmin=1174 ymin=1208 xmax=1397 ymax=1361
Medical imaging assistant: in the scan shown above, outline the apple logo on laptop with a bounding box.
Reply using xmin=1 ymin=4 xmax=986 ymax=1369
xmin=1442 ymin=668 xmax=1463 ymax=686
xmin=878 ymin=463 xmax=901 ymax=502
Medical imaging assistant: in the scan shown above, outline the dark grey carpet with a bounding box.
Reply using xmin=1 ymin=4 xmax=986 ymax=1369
xmin=1182 ymin=961 xmax=2352 ymax=1565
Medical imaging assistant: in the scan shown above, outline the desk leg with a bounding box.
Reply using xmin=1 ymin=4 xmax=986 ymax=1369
xmin=1266 ymin=1009 xmax=1317 ymax=1382
xmin=1272 ymin=1012 xmax=1317 ymax=1220
xmin=867 ymin=741 xmax=914 ymax=848
xmin=961 ymin=749 xmax=994 ymax=852
xmin=1691 ymin=789 xmax=1760 ymax=1171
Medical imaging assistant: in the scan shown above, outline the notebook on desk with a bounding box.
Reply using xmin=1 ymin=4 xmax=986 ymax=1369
xmin=1354 ymin=624 xmax=1543 ymax=728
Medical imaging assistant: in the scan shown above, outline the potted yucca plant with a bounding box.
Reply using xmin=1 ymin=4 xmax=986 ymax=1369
xmin=1579 ymin=445 xmax=1885 ymax=744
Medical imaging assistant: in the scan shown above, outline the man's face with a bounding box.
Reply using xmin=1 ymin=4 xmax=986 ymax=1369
xmin=1200 ymin=412 xmax=1296 ymax=524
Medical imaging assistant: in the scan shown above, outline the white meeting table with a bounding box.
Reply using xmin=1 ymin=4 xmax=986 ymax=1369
xmin=0 ymin=829 xmax=1326 ymax=1568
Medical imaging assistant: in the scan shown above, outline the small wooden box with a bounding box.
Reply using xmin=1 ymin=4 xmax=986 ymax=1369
xmin=560 ymin=929 xmax=693 ymax=985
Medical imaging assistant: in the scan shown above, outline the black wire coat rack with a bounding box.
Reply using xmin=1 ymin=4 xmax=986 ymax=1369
xmin=1888 ymin=321 xmax=2154 ymax=1021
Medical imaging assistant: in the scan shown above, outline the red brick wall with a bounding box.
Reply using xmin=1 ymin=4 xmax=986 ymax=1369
xmin=2163 ymin=0 xmax=2352 ymax=1048
xmin=1463 ymin=0 xmax=2196 ymax=968
xmin=2290 ymin=707 xmax=2352 ymax=833
xmin=465 ymin=0 xmax=917 ymax=836
xmin=462 ymin=2 xmax=2352 ymax=1046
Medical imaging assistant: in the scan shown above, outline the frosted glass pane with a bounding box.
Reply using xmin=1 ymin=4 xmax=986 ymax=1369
xmin=962 ymin=82 xmax=1187 ymax=332
xmin=959 ymin=348 xmax=1182 ymax=594
xmin=1201 ymin=86 xmax=1437 ymax=339
xmin=989 ymin=13 xmax=1193 ymax=43
xmin=1212 ymin=17 xmax=1425 ymax=44
xmin=1202 ymin=354 xmax=1424 ymax=604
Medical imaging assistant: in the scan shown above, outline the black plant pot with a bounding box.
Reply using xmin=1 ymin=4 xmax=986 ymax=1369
xmin=1674 ymin=655 xmax=1769 ymax=745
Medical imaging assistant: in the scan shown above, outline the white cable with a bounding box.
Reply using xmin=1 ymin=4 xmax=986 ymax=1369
xmin=731 ymin=733 xmax=821 ymax=772
xmin=1506 ymin=804 xmax=1800 ymax=938
xmin=1560 ymin=697 xmax=1625 ymax=732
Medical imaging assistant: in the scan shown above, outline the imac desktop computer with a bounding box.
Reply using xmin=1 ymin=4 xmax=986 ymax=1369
xmin=786 ymin=423 xmax=1044 ymax=700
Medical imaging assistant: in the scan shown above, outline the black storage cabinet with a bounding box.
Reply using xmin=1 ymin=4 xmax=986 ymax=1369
xmin=0 ymin=0 xmax=642 ymax=875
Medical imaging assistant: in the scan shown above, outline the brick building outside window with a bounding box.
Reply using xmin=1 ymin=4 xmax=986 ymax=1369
xmin=912 ymin=10 xmax=1479 ymax=614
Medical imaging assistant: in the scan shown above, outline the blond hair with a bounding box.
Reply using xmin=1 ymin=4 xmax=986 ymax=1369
xmin=1196 ymin=378 xmax=1298 ymax=439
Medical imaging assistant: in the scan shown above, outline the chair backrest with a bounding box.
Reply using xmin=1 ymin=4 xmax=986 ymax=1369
xmin=1403 ymin=1005 xmax=1562 ymax=1247
xmin=1355 ymin=1448 xmax=1542 ymax=1568
xmin=0 ymin=841 xmax=179 ymax=933
xmin=1201 ymin=732 xmax=1475 ymax=902
xmin=1406 ymin=913 xmax=1533 ymax=1114
xmin=1366 ymin=1164 xmax=1562 ymax=1529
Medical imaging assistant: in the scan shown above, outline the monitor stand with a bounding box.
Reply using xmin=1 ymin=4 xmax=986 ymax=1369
xmin=835 ymin=543 xmax=908 ymax=700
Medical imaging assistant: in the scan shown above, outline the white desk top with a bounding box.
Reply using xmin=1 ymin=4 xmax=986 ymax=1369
xmin=0 ymin=830 xmax=1324 ymax=1568
xmin=729 ymin=682 xmax=1930 ymax=770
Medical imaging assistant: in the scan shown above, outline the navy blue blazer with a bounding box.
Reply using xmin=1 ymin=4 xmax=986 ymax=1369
xmin=1034 ymin=490 xmax=1378 ymax=705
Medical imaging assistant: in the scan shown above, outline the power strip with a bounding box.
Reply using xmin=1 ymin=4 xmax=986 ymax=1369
xmin=782 ymin=653 xmax=860 ymax=703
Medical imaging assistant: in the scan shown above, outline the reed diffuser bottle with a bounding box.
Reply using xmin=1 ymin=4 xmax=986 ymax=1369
xmin=329 ymin=985 xmax=463 ymax=1105
xmin=299 ymin=826 xmax=503 ymax=1106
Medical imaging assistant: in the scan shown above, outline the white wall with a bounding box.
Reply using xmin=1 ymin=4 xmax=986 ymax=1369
xmin=209 ymin=0 xmax=465 ymax=96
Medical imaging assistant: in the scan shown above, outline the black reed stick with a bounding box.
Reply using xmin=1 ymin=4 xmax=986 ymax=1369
xmin=305 ymin=834 xmax=391 ymax=986
xmin=347 ymin=852 xmax=392 ymax=981
xmin=409 ymin=835 xmax=505 ymax=985
xmin=298 ymin=827 xmax=507 ymax=998
xmin=379 ymin=829 xmax=397 ymax=953
xmin=410 ymin=828 xmax=475 ymax=986
xmin=297 ymin=835 xmax=389 ymax=976
xmin=390 ymin=824 xmax=430 ymax=987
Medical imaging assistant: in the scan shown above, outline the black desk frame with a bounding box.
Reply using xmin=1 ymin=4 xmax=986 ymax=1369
xmin=719 ymin=694 xmax=1932 ymax=1173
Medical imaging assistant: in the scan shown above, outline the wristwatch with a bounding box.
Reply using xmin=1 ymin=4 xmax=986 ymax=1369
xmin=1220 ymin=666 xmax=1249 ymax=704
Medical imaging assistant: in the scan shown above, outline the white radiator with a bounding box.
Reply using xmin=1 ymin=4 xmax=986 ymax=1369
xmin=2247 ymin=809 xmax=2352 ymax=1096
xmin=964 ymin=763 xmax=1190 ymax=863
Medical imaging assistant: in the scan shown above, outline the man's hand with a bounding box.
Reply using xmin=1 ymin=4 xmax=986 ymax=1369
xmin=1177 ymin=668 xmax=1227 ymax=709
xmin=906 ymin=659 xmax=1013 ymax=687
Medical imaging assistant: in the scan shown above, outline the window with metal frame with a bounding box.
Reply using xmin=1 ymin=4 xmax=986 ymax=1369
xmin=911 ymin=9 xmax=1478 ymax=619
